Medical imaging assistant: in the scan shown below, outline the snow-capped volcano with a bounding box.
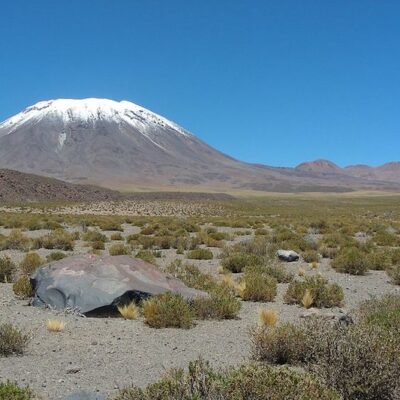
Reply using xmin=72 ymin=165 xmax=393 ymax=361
xmin=0 ymin=98 xmax=399 ymax=192
xmin=0 ymin=98 xmax=189 ymax=140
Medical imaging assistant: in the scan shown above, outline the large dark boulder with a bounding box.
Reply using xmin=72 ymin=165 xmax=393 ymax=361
xmin=30 ymin=254 xmax=206 ymax=314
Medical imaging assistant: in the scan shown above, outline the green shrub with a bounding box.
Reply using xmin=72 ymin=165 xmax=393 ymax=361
xmin=192 ymin=283 xmax=241 ymax=320
xmin=110 ymin=232 xmax=123 ymax=241
xmin=0 ymin=324 xmax=29 ymax=357
xmin=164 ymin=260 xmax=216 ymax=292
xmin=309 ymin=323 xmax=400 ymax=400
xmin=365 ymin=250 xmax=392 ymax=270
xmin=386 ymin=264 xmax=400 ymax=285
xmin=12 ymin=276 xmax=33 ymax=299
xmin=302 ymin=250 xmax=319 ymax=263
xmin=250 ymin=323 xmax=308 ymax=365
xmin=284 ymin=275 xmax=343 ymax=308
xmin=221 ymin=253 xmax=263 ymax=273
xmin=0 ymin=256 xmax=15 ymax=283
xmin=356 ymin=295 xmax=400 ymax=331
xmin=239 ymin=271 xmax=277 ymax=302
xmin=92 ymin=241 xmax=105 ymax=250
xmin=187 ymin=248 xmax=213 ymax=260
xmin=82 ymin=230 xmax=108 ymax=243
xmin=34 ymin=229 xmax=74 ymax=250
xmin=136 ymin=250 xmax=156 ymax=264
xmin=143 ymin=292 xmax=193 ymax=329
xmin=98 ymin=220 xmax=123 ymax=231
xmin=254 ymin=228 xmax=269 ymax=236
xmin=109 ymin=244 xmax=131 ymax=256
xmin=0 ymin=230 xmax=31 ymax=251
xmin=263 ymin=264 xmax=294 ymax=283
xmin=0 ymin=381 xmax=33 ymax=400
xmin=374 ymin=230 xmax=399 ymax=246
xmin=113 ymin=358 xmax=339 ymax=400
xmin=331 ymin=247 xmax=368 ymax=275
xmin=46 ymin=251 xmax=66 ymax=262
xmin=19 ymin=252 xmax=42 ymax=275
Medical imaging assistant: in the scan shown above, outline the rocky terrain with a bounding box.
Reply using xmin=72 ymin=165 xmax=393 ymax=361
xmin=0 ymin=169 xmax=123 ymax=203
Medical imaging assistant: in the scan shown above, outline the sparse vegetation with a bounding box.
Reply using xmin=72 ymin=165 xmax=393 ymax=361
xmin=12 ymin=276 xmax=33 ymax=299
xmin=19 ymin=252 xmax=42 ymax=275
xmin=0 ymin=381 xmax=34 ymax=400
xmin=284 ymin=275 xmax=344 ymax=308
xmin=331 ymin=247 xmax=368 ymax=275
xmin=0 ymin=256 xmax=16 ymax=283
xmin=143 ymin=292 xmax=193 ymax=329
xmin=0 ymin=324 xmax=29 ymax=357
xmin=46 ymin=320 xmax=65 ymax=332
xmin=187 ymin=248 xmax=213 ymax=260
xmin=109 ymin=244 xmax=131 ymax=256
xmin=113 ymin=358 xmax=339 ymax=400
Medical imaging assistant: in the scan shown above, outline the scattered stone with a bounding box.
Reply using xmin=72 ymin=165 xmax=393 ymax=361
xmin=277 ymin=250 xmax=299 ymax=262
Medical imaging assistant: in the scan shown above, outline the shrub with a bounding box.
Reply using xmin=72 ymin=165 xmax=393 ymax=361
xmin=113 ymin=359 xmax=339 ymax=400
xmin=284 ymin=275 xmax=343 ymax=308
xmin=19 ymin=252 xmax=42 ymax=275
xmin=46 ymin=251 xmax=66 ymax=262
xmin=386 ymin=264 xmax=400 ymax=285
xmin=0 ymin=381 xmax=34 ymax=400
xmin=250 ymin=323 xmax=308 ymax=364
xmin=165 ymin=260 xmax=216 ymax=292
xmin=187 ymin=248 xmax=213 ymax=260
xmin=34 ymin=229 xmax=74 ymax=251
xmin=238 ymin=271 xmax=277 ymax=302
xmin=136 ymin=250 xmax=156 ymax=264
xmin=0 ymin=230 xmax=31 ymax=251
xmin=302 ymin=250 xmax=319 ymax=263
xmin=92 ymin=241 xmax=105 ymax=250
xmin=331 ymin=246 xmax=368 ymax=275
xmin=356 ymin=295 xmax=400 ymax=331
xmin=309 ymin=323 xmax=400 ymax=400
xmin=264 ymin=264 xmax=294 ymax=283
xmin=374 ymin=230 xmax=399 ymax=246
xmin=0 ymin=324 xmax=29 ymax=357
xmin=221 ymin=253 xmax=263 ymax=273
xmin=110 ymin=232 xmax=123 ymax=241
xmin=365 ymin=250 xmax=392 ymax=270
xmin=0 ymin=256 xmax=16 ymax=283
xmin=143 ymin=293 xmax=193 ymax=329
xmin=109 ymin=244 xmax=131 ymax=256
xmin=12 ymin=276 xmax=33 ymax=299
xmin=82 ymin=230 xmax=108 ymax=243
xmin=192 ymin=283 xmax=241 ymax=320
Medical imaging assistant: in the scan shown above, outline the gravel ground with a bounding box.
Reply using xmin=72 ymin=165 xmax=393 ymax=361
xmin=1 ymin=226 xmax=399 ymax=399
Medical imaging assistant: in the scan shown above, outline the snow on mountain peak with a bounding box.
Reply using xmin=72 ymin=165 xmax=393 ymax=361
xmin=0 ymin=98 xmax=189 ymax=136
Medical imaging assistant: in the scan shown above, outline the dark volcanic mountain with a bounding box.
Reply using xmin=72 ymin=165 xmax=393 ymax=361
xmin=0 ymin=99 xmax=398 ymax=192
xmin=0 ymin=169 xmax=122 ymax=203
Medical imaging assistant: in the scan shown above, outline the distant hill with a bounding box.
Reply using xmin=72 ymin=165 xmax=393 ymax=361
xmin=0 ymin=169 xmax=122 ymax=203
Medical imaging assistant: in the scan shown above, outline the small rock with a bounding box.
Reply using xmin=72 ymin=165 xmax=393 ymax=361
xmin=277 ymin=250 xmax=299 ymax=262
xmin=66 ymin=367 xmax=81 ymax=374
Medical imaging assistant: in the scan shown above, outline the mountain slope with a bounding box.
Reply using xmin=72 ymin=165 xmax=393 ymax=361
xmin=0 ymin=169 xmax=122 ymax=203
xmin=0 ymin=98 xmax=398 ymax=192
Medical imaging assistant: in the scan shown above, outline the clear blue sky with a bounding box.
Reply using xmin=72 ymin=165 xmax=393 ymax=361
xmin=1 ymin=0 xmax=399 ymax=167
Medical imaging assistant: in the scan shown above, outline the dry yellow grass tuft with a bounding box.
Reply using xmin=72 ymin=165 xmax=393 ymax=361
xmin=302 ymin=289 xmax=314 ymax=309
xmin=117 ymin=303 xmax=139 ymax=320
xmin=258 ymin=308 xmax=278 ymax=327
xmin=46 ymin=319 xmax=65 ymax=332
xmin=311 ymin=261 xmax=318 ymax=269
xmin=298 ymin=268 xmax=306 ymax=277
